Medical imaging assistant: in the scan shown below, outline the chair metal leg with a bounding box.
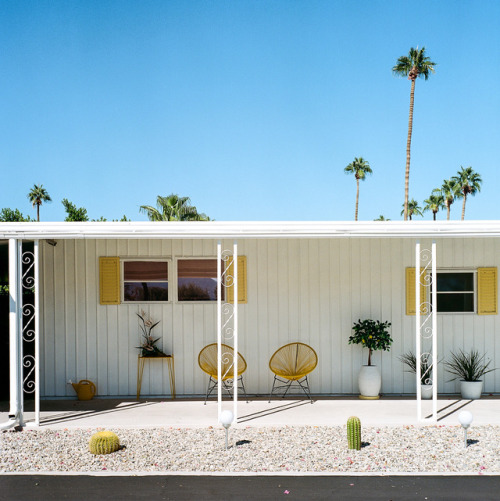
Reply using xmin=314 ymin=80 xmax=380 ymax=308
xmin=269 ymin=374 xmax=314 ymax=403
xmin=238 ymin=375 xmax=249 ymax=403
xmin=204 ymin=376 xmax=218 ymax=405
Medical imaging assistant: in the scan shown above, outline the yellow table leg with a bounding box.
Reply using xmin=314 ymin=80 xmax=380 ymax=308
xmin=137 ymin=356 xmax=146 ymax=400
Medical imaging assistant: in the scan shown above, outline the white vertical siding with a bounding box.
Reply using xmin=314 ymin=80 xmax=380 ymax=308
xmin=39 ymin=237 xmax=500 ymax=397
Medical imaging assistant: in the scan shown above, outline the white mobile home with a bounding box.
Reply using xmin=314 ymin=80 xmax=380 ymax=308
xmin=1 ymin=221 xmax=499 ymax=417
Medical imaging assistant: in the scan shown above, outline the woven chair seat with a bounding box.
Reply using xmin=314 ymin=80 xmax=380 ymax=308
xmin=198 ymin=343 xmax=247 ymax=381
xmin=269 ymin=342 xmax=318 ymax=381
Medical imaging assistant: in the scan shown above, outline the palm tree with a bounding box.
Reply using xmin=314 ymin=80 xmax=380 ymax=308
xmin=423 ymin=193 xmax=445 ymax=221
xmin=140 ymin=194 xmax=210 ymax=221
xmin=437 ymin=179 xmax=461 ymax=220
xmin=374 ymin=215 xmax=391 ymax=221
xmin=400 ymin=198 xmax=423 ymax=220
xmin=344 ymin=157 xmax=372 ymax=221
xmin=27 ymin=184 xmax=52 ymax=222
xmin=452 ymin=166 xmax=482 ymax=220
xmin=393 ymin=47 xmax=436 ymax=221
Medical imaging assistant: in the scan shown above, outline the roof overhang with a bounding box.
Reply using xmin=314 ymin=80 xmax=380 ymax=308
xmin=1 ymin=220 xmax=500 ymax=240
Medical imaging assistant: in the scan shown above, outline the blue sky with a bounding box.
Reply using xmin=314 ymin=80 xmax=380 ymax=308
xmin=1 ymin=1 xmax=499 ymax=222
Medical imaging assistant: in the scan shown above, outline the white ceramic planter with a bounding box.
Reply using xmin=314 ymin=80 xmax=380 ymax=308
xmin=421 ymin=384 xmax=433 ymax=399
xmin=460 ymin=380 xmax=483 ymax=400
xmin=358 ymin=365 xmax=381 ymax=399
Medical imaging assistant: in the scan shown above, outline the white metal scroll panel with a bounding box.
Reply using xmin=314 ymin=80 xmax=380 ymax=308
xmin=416 ymin=240 xmax=437 ymax=422
xmin=217 ymin=240 xmax=238 ymax=423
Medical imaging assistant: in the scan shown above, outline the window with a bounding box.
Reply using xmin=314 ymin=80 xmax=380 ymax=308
xmin=177 ymin=259 xmax=221 ymax=301
xmin=123 ymin=260 xmax=169 ymax=302
xmin=430 ymin=271 xmax=475 ymax=313
xmin=406 ymin=267 xmax=497 ymax=316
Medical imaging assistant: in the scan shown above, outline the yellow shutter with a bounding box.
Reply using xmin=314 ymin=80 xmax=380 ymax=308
xmin=406 ymin=267 xmax=427 ymax=315
xmin=226 ymin=256 xmax=247 ymax=304
xmin=99 ymin=257 xmax=120 ymax=305
xmin=478 ymin=267 xmax=497 ymax=315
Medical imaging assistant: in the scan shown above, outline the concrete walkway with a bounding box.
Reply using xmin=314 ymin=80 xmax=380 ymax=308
xmin=2 ymin=396 xmax=500 ymax=429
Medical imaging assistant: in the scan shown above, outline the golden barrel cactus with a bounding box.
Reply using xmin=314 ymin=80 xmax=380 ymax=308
xmin=89 ymin=431 xmax=120 ymax=455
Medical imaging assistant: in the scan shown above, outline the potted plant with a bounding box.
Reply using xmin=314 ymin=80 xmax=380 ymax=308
xmin=444 ymin=349 xmax=496 ymax=400
xmin=348 ymin=319 xmax=392 ymax=399
xmin=136 ymin=310 xmax=166 ymax=357
xmin=399 ymin=351 xmax=435 ymax=399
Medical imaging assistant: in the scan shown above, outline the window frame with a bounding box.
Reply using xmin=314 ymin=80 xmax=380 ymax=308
xmin=175 ymin=257 xmax=222 ymax=304
xmin=432 ymin=268 xmax=477 ymax=315
xmin=121 ymin=258 xmax=171 ymax=304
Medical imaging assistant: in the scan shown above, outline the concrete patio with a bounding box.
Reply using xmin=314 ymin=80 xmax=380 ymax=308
xmin=2 ymin=395 xmax=500 ymax=430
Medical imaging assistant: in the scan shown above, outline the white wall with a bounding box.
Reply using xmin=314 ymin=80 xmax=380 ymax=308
xmin=39 ymin=237 xmax=500 ymax=397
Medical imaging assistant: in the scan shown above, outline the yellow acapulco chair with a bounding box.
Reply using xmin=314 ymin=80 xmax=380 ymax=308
xmin=198 ymin=343 xmax=248 ymax=404
xmin=268 ymin=342 xmax=318 ymax=403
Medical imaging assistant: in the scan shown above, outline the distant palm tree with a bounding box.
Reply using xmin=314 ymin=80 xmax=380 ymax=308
xmin=374 ymin=215 xmax=391 ymax=221
xmin=393 ymin=47 xmax=436 ymax=221
xmin=423 ymin=193 xmax=445 ymax=221
xmin=400 ymin=198 xmax=423 ymax=220
xmin=27 ymin=184 xmax=52 ymax=222
xmin=452 ymin=166 xmax=482 ymax=220
xmin=437 ymin=179 xmax=461 ymax=220
xmin=344 ymin=157 xmax=372 ymax=221
xmin=140 ymin=194 xmax=210 ymax=221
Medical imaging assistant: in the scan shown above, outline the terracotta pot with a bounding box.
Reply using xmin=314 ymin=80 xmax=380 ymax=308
xmin=460 ymin=380 xmax=483 ymax=400
xmin=358 ymin=365 xmax=381 ymax=399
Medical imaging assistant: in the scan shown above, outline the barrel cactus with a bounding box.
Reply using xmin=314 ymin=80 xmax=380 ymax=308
xmin=89 ymin=431 xmax=120 ymax=455
xmin=347 ymin=416 xmax=361 ymax=450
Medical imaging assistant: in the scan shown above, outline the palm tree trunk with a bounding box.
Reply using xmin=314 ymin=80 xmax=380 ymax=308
xmin=404 ymin=79 xmax=416 ymax=221
xmin=433 ymin=211 xmax=436 ymax=221
xmin=447 ymin=203 xmax=450 ymax=221
xmin=355 ymin=177 xmax=359 ymax=221
xmin=461 ymin=194 xmax=467 ymax=221
xmin=36 ymin=204 xmax=40 ymax=222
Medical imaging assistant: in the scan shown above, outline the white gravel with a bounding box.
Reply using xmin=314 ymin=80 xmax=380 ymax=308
xmin=1 ymin=425 xmax=499 ymax=474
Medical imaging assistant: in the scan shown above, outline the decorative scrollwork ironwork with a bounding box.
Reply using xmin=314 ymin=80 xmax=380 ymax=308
xmin=23 ymin=355 xmax=36 ymax=394
xmin=22 ymin=303 xmax=36 ymax=342
xmin=22 ymin=251 xmax=35 ymax=290
xmin=221 ymin=251 xmax=234 ymax=289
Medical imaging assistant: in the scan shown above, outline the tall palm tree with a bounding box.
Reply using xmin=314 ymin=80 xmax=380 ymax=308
xmin=423 ymin=193 xmax=445 ymax=221
xmin=452 ymin=166 xmax=482 ymax=220
xmin=437 ymin=179 xmax=461 ymax=220
xmin=27 ymin=184 xmax=52 ymax=222
xmin=400 ymin=198 xmax=423 ymax=220
xmin=393 ymin=47 xmax=436 ymax=221
xmin=344 ymin=157 xmax=372 ymax=221
xmin=140 ymin=194 xmax=210 ymax=221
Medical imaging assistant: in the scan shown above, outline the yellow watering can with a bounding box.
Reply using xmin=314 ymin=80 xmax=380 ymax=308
xmin=71 ymin=380 xmax=97 ymax=401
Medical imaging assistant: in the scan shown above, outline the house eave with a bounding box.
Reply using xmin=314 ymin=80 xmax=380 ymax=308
xmin=1 ymin=220 xmax=500 ymax=240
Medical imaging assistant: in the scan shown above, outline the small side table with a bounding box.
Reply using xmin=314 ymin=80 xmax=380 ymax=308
xmin=136 ymin=355 xmax=176 ymax=399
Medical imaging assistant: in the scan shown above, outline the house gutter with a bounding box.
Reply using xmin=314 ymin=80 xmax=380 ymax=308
xmin=1 ymin=220 xmax=500 ymax=240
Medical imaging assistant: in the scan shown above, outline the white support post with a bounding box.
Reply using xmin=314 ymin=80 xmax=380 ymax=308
xmin=233 ymin=240 xmax=238 ymax=422
xmin=416 ymin=241 xmax=421 ymax=421
xmin=17 ymin=240 xmax=24 ymax=427
xmin=8 ymin=239 xmax=20 ymax=420
xmin=217 ymin=241 xmax=222 ymax=422
xmin=34 ymin=240 xmax=40 ymax=426
xmin=431 ymin=241 xmax=437 ymax=421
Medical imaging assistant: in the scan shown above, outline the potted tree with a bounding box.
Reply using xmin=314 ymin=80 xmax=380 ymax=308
xmin=445 ymin=349 xmax=496 ymax=400
xmin=399 ymin=351 xmax=435 ymax=399
xmin=348 ymin=319 xmax=392 ymax=399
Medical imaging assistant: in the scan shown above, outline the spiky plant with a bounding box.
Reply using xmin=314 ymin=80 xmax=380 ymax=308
xmin=89 ymin=431 xmax=120 ymax=455
xmin=445 ymin=349 xmax=496 ymax=382
xmin=347 ymin=416 xmax=361 ymax=450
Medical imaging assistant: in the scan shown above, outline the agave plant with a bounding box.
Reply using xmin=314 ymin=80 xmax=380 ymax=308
xmin=399 ymin=351 xmax=434 ymax=385
xmin=444 ymin=349 xmax=496 ymax=382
